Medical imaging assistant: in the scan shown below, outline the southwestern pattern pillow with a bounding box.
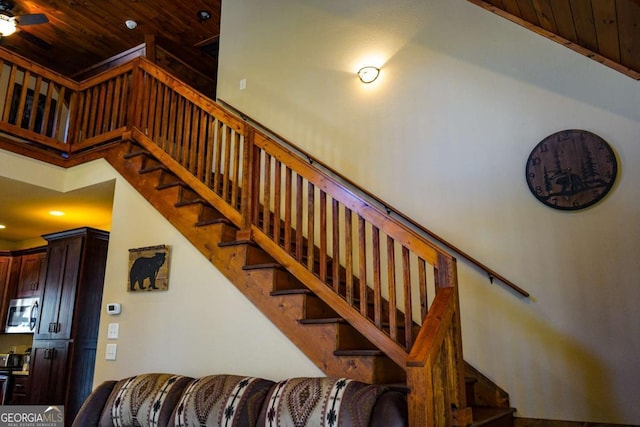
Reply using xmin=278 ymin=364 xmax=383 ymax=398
xmin=170 ymin=375 xmax=275 ymax=427
xmin=98 ymin=373 xmax=194 ymax=427
xmin=257 ymin=377 xmax=386 ymax=427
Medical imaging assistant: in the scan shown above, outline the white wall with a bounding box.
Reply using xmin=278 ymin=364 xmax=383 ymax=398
xmin=217 ymin=0 xmax=640 ymax=423
xmin=0 ymin=151 xmax=323 ymax=384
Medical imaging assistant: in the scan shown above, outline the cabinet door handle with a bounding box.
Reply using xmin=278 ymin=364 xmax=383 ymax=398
xmin=48 ymin=322 xmax=60 ymax=333
xmin=44 ymin=348 xmax=56 ymax=360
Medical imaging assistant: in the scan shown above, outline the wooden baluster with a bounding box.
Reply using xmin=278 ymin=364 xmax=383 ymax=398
xmin=372 ymin=225 xmax=382 ymax=328
xmin=167 ymin=89 xmax=179 ymax=158
xmin=181 ymin=102 xmax=192 ymax=168
xmin=15 ymin=70 xmax=31 ymax=128
xmin=29 ymin=76 xmax=43 ymax=132
xmin=174 ymin=95 xmax=185 ymax=162
xmin=157 ymin=84 xmax=170 ymax=151
xmin=95 ymin=81 xmax=107 ymax=136
xmin=212 ymin=120 xmax=223 ymax=193
xmin=152 ymin=81 xmax=165 ymax=144
xmin=262 ymin=153 xmax=272 ymax=236
xmin=402 ymin=246 xmax=413 ymax=349
xmin=146 ymin=77 xmax=158 ymax=138
xmin=344 ymin=207 xmax=354 ymax=305
xmin=332 ymin=199 xmax=340 ymax=294
xmin=284 ymin=167 xmax=293 ymax=253
xmin=319 ymin=191 xmax=327 ymax=282
xmin=204 ymin=117 xmax=215 ymax=187
xmin=307 ymin=182 xmax=315 ymax=272
xmin=1 ymin=65 xmax=17 ymax=122
xmin=222 ymin=124 xmax=232 ymax=201
xmin=419 ymin=257 xmax=428 ymax=320
xmin=231 ymin=129 xmax=242 ymax=209
xmin=103 ymin=79 xmax=115 ymax=133
xmin=273 ymin=160 xmax=282 ymax=245
xmin=295 ymin=174 xmax=304 ymax=261
xmin=196 ymin=111 xmax=208 ymax=182
xmin=387 ymin=236 xmax=397 ymax=342
xmin=358 ymin=215 xmax=367 ymax=317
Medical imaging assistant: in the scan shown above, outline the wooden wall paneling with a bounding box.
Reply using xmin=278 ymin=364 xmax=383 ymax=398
xmin=531 ymin=0 xmax=558 ymax=33
xmin=515 ymin=0 xmax=541 ymax=26
xmin=501 ymin=0 xmax=523 ymax=18
xmin=617 ymin=0 xmax=640 ymax=71
xmin=548 ymin=1 xmax=577 ymax=42
xmin=569 ymin=0 xmax=599 ymax=52
xmin=592 ymin=0 xmax=620 ymax=63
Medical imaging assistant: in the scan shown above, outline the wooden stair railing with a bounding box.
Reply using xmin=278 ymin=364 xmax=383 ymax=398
xmin=130 ymin=58 xmax=469 ymax=426
xmin=0 ymin=50 xmax=472 ymax=426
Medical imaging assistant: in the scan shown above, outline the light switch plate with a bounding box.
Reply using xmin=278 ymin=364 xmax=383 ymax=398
xmin=105 ymin=343 xmax=117 ymax=360
xmin=107 ymin=323 xmax=119 ymax=339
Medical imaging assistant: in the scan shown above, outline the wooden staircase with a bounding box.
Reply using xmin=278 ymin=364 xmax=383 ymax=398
xmin=0 ymin=47 xmax=517 ymax=426
xmin=105 ymin=139 xmax=516 ymax=426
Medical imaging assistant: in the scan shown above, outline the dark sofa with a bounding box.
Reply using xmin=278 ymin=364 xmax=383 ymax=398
xmin=72 ymin=373 xmax=408 ymax=427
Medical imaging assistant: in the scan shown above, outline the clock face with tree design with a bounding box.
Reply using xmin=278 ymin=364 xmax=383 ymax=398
xmin=525 ymin=130 xmax=617 ymax=210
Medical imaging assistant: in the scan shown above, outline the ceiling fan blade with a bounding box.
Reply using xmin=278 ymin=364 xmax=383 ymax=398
xmin=17 ymin=13 xmax=48 ymax=26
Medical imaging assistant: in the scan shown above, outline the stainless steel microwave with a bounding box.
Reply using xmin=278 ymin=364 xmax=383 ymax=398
xmin=5 ymin=297 xmax=39 ymax=333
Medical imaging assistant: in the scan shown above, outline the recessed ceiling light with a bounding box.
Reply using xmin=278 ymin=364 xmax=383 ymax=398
xmin=0 ymin=225 xmax=5 ymax=229
xmin=49 ymin=210 xmax=65 ymax=216
xmin=125 ymin=19 xmax=137 ymax=30
xmin=197 ymin=10 xmax=211 ymax=21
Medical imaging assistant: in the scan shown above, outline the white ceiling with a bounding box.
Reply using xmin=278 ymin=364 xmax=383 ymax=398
xmin=0 ymin=176 xmax=115 ymax=249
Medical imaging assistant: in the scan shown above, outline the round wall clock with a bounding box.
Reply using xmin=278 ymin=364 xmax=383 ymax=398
xmin=525 ymin=129 xmax=617 ymax=210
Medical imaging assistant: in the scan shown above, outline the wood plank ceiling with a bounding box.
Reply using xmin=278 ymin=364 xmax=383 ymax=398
xmin=0 ymin=0 xmax=220 ymax=78
xmin=0 ymin=1 xmax=637 ymax=83
xmin=468 ymin=0 xmax=640 ymax=80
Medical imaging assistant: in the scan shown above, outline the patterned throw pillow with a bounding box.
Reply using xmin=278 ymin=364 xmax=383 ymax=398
xmin=98 ymin=373 xmax=194 ymax=427
xmin=170 ymin=375 xmax=275 ymax=427
xmin=257 ymin=377 xmax=386 ymax=427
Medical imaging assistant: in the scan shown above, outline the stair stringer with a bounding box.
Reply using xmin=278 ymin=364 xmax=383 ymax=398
xmin=103 ymin=140 xmax=404 ymax=384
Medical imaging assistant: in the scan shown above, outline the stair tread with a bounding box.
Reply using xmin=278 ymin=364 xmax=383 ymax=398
xmin=242 ymin=263 xmax=284 ymax=271
xmin=195 ymin=218 xmax=233 ymax=227
xmin=270 ymin=288 xmax=312 ymax=296
xmin=219 ymin=239 xmax=257 ymax=248
xmin=334 ymin=349 xmax=385 ymax=357
xmin=140 ymin=164 xmax=168 ymax=174
xmin=123 ymin=149 xmax=150 ymax=159
xmin=299 ymin=317 xmax=346 ymax=325
xmin=471 ymin=407 xmax=516 ymax=426
xmin=175 ymin=199 xmax=206 ymax=207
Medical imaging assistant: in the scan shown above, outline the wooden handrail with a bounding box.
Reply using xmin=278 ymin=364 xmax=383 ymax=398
xmin=219 ymin=100 xmax=530 ymax=298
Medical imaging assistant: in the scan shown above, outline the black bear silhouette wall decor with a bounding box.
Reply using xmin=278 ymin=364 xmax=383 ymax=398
xmin=128 ymin=245 xmax=170 ymax=291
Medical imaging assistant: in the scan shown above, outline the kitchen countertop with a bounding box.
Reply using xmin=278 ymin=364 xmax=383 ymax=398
xmin=10 ymin=370 xmax=29 ymax=376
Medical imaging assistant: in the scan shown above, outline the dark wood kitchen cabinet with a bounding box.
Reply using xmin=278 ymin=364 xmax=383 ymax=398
xmin=27 ymin=340 xmax=70 ymax=406
xmin=15 ymin=250 xmax=47 ymax=299
xmin=30 ymin=227 xmax=109 ymax=425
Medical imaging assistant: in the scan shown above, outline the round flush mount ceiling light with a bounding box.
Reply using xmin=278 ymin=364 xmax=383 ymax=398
xmin=357 ymin=66 xmax=380 ymax=83
xmin=125 ymin=19 xmax=137 ymax=30
xmin=49 ymin=210 xmax=65 ymax=216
